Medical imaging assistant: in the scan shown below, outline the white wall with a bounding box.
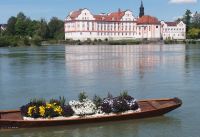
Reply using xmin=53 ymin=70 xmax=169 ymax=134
xmin=161 ymin=21 xmax=186 ymax=40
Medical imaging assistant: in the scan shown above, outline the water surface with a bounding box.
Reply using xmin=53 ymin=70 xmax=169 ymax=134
xmin=0 ymin=44 xmax=200 ymax=137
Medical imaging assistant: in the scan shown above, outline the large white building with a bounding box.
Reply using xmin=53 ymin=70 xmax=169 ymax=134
xmin=64 ymin=2 xmax=186 ymax=41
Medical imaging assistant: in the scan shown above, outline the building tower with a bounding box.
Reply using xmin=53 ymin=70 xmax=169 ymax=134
xmin=139 ymin=0 xmax=144 ymax=18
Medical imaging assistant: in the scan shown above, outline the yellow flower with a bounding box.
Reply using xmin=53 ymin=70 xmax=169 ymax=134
xmin=28 ymin=106 xmax=36 ymax=117
xmin=46 ymin=103 xmax=52 ymax=109
xmin=54 ymin=106 xmax=63 ymax=115
xmin=39 ymin=106 xmax=45 ymax=117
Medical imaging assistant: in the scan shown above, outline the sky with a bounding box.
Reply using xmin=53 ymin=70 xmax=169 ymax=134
xmin=0 ymin=0 xmax=199 ymax=23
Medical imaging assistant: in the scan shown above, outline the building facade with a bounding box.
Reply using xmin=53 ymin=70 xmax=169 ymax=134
xmin=160 ymin=21 xmax=186 ymax=40
xmin=64 ymin=3 xmax=186 ymax=41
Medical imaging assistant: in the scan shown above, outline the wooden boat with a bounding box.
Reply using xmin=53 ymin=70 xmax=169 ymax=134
xmin=0 ymin=97 xmax=182 ymax=129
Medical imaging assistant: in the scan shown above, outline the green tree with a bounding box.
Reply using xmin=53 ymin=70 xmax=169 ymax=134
xmin=17 ymin=12 xmax=26 ymax=20
xmin=191 ymin=12 xmax=200 ymax=28
xmin=15 ymin=18 xmax=27 ymax=36
xmin=37 ymin=19 xmax=49 ymax=39
xmin=187 ymin=28 xmax=200 ymax=39
xmin=183 ymin=9 xmax=192 ymax=32
xmin=48 ymin=17 xmax=64 ymax=39
xmin=6 ymin=16 xmax=17 ymax=35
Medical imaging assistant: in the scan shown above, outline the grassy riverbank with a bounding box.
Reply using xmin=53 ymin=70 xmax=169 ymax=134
xmin=164 ymin=39 xmax=200 ymax=44
xmin=0 ymin=36 xmax=42 ymax=47
xmin=42 ymin=39 xmax=143 ymax=45
xmin=1 ymin=36 xmax=200 ymax=47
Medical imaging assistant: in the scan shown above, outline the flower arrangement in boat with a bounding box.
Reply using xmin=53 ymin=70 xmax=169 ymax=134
xmin=20 ymin=91 xmax=140 ymax=119
xmin=20 ymin=97 xmax=74 ymax=118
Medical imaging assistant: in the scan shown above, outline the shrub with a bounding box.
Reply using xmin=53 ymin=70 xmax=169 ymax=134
xmin=107 ymin=92 xmax=113 ymax=99
xmin=44 ymin=106 xmax=60 ymax=118
xmin=20 ymin=103 xmax=32 ymax=117
xmin=112 ymin=97 xmax=129 ymax=113
xmin=29 ymin=98 xmax=46 ymax=107
xmin=130 ymin=102 xmax=139 ymax=110
xmin=93 ymin=95 xmax=102 ymax=108
xmin=120 ymin=91 xmax=134 ymax=101
xmin=62 ymin=105 xmax=74 ymax=117
xmin=59 ymin=96 xmax=66 ymax=107
xmin=49 ymin=99 xmax=62 ymax=106
xmin=31 ymin=35 xmax=42 ymax=46
xmin=78 ymin=92 xmax=88 ymax=102
xmin=101 ymin=101 xmax=112 ymax=114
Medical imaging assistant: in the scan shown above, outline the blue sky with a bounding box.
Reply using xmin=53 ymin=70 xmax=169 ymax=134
xmin=0 ymin=0 xmax=199 ymax=23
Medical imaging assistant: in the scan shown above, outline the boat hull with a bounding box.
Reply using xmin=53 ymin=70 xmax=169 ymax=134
xmin=0 ymin=97 xmax=182 ymax=129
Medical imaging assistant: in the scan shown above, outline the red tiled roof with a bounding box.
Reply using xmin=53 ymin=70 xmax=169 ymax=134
xmin=165 ymin=22 xmax=177 ymax=26
xmin=94 ymin=10 xmax=125 ymax=21
xmin=69 ymin=9 xmax=83 ymax=20
xmin=137 ymin=15 xmax=160 ymax=25
xmin=93 ymin=15 xmax=108 ymax=21
xmin=106 ymin=11 xmax=125 ymax=21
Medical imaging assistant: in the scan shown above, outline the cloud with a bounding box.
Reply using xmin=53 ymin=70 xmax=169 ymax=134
xmin=169 ymin=0 xmax=197 ymax=4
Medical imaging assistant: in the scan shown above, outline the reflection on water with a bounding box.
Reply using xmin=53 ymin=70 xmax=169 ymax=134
xmin=65 ymin=45 xmax=185 ymax=77
xmin=0 ymin=44 xmax=200 ymax=137
xmin=0 ymin=117 xmax=181 ymax=137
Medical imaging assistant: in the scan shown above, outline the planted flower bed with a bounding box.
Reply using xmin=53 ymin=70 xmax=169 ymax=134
xmin=20 ymin=92 xmax=140 ymax=120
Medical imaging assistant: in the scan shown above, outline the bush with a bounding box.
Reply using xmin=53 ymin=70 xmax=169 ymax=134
xmin=100 ymin=92 xmax=139 ymax=113
xmin=101 ymin=101 xmax=112 ymax=114
xmin=49 ymin=99 xmax=62 ymax=106
xmin=31 ymin=35 xmax=42 ymax=46
xmin=0 ymin=37 xmax=10 ymax=47
xmin=62 ymin=105 xmax=74 ymax=117
xmin=93 ymin=95 xmax=102 ymax=108
xmin=112 ymin=97 xmax=129 ymax=113
xmin=78 ymin=92 xmax=88 ymax=102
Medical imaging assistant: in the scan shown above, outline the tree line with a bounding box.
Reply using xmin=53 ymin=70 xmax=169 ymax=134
xmin=0 ymin=12 xmax=64 ymax=47
xmin=178 ymin=10 xmax=200 ymax=39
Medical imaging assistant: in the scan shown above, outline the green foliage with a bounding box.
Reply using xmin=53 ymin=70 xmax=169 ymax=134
xmin=78 ymin=92 xmax=88 ymax=102
xmin=1 ymin=12 xmax=64 ymax=47
xmin=183 ymin=9 xmax=192 ymax=32
xmin=120 ymin=90 xmax=129 ymax=98
xmin=107 ymin=92 xmax=113 ymax=99
xmin=59 ymin=96 xmax=66 ymax=107
xmin=49 ymin=96 xmax=66 ymax=107
xmin=31 ymin=35 xmax=42 ymax=46
xmin=30 ymin=98 xmax=46 ymax=106
xmin=187 ymin=28 xmax=200 ymax=39
xmin=93 ymin=95 xmax=102 ymax=108
xmin=48 ymin=17 xmax=64 ymax=39
xmin=178 ymin=10 xmax=200 ymax=38
xmin=0 ymin=36 xmax=10 ymax=47
xmin=6 ymin=16 xmax=17 ymax=35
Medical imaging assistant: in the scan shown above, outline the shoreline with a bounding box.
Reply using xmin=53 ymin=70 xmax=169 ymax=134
xmin=1 ymin=39 xmax=200 ymax=48
xmin=42 ymin=39 xmax=200 ymax=46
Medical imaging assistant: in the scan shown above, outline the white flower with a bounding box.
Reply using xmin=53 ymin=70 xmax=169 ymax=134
xmin=69 ymin=99 xmax=97 ymax=116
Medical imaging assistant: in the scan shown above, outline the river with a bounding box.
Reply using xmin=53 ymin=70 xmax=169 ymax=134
xmin=0 ymin=44 xmax=200 ymax=137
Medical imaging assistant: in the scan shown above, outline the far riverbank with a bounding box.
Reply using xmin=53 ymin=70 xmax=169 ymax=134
xmin=42 ymin=39 xmax=200 ymax=46
xmin=1 ymin=36 xmax=200 ymax=47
